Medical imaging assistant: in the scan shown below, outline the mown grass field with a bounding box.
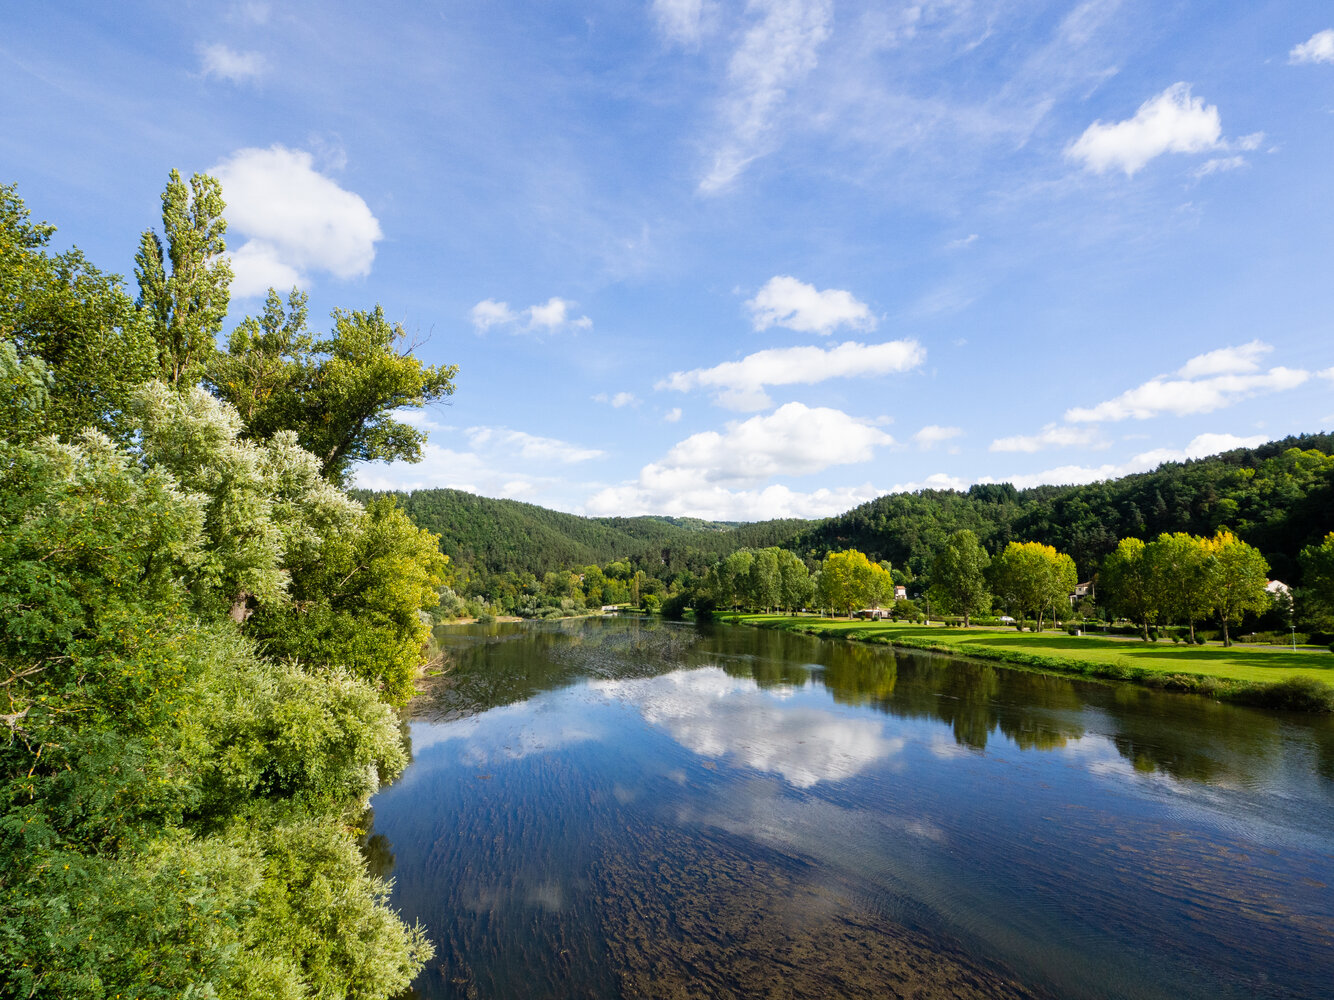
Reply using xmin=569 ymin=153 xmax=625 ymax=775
xmin=733 ymin=615 xmax=1334 ymax=707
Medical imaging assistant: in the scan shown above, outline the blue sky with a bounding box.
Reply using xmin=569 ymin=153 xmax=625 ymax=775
xmin=5 ymin=1 xmax=1333 ymax=520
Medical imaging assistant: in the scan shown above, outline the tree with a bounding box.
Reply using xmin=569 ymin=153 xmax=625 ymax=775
xmin=817 ymin=549 xmax=891 ymax=618
xmin=930 ymin=529 xmax=991 ymax=626
xmin=2 ymin=184 xmax=158 ymax=441
xmin=135 ymin=170 xmax=232 ymax=385
xmin=776 ymin=548 xmax=813 ymax=612
xmin=212 ymin=296 xmax=459 ymax=484
xmin=1298 ymin=531 xmax=1334 ymax=630
xmin=1144 ymin=532 xmax=1211 ymax=640
xmin=990 ymin=541 xmax=1077 ymax=632
xmin=1203 ymin=530 xmax=1270 ymax=646
xmin=1100 ymin=537 xmax=1160 ymax=640
xmin=748 ymin=547 xmax=782 ymax=612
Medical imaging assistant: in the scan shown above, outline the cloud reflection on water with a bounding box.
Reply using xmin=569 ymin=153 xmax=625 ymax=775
xmin=590 ymin=667 xmax=902 ymax=788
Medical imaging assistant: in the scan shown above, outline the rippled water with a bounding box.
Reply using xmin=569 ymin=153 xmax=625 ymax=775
xmin=368 ymin=617 xmax=1334 ymax=1000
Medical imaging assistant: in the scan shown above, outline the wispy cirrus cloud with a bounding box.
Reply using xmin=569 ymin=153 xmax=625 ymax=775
xmin=913 ymin=425 xmax=962 ymax=450
xmin=659 ymin=339 xmax=925 ymax=411
xmin=651 ymin=0 xmax=717 ymax=46
xmin=990 ymin=424 xmax=1105 ymax=453
xmin=593 ymin=391 xmax=638 ymax=408
xmin=699 ymin=0 xmax=833 ymax=193
xmin=470 ymin=297 xmax=592 ymax=334
xmin=199 ymin=43 xmax=266 ymax=83
xmin=466 ymin=426 xmax=602 ymax=464
xmin=747 ymin=275 xmax=875 ymax=335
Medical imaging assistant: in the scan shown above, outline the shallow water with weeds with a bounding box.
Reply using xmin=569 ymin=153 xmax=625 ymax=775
xmin=370 ymin=617 xmax=1334 ymax=1000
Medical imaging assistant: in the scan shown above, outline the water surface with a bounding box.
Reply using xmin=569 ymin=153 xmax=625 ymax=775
xmin=369 ymin=618 xmax=1334 ymax=1000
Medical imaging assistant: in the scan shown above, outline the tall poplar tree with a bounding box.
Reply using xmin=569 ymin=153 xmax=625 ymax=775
xmin=134 ymin=170 xmax=232 ymax=385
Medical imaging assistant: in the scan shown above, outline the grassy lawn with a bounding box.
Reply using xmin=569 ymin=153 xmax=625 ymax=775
xmin=734 ymin=615 xmax=1334 ymax=689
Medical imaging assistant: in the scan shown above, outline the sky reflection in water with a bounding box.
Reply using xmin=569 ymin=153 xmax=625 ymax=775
xmin=372 ymin=619 xmax=1334 ymax=1000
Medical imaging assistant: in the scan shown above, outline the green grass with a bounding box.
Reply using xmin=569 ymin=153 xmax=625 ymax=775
xmin=733 ymin=616 xmax=1334 ymax=711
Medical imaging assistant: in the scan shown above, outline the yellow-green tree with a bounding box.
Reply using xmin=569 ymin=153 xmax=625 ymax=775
xmin=1145 ymin=532 xmax=1212 ymax=640
xmin=1203 ymin=530 xmax=1270 ymax=646
xmin=817 ymin=549 xmax=893 ymax=617
xmin=990 ymin=541 xmax=1077 ymax=632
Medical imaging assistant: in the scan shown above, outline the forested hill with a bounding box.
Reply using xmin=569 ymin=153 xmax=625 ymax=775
xmin=350 ymin=487 xmax=816 ymax=577
xmin=791 ymin=433 xmax=1334 ymax=584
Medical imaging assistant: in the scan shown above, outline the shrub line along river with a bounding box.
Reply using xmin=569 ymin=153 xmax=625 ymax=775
xmin=368 ymin=617 xmax=1334 ymax=1000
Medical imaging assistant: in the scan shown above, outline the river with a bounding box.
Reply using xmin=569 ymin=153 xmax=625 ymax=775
xmin=367 ymin=617 xmax=1334 ymax=1000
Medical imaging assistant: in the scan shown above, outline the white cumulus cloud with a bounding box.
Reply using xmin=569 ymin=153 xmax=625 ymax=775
xmin=1066 ymin=368 xmax=1308 ymax=423
xmin=591 ymin=668 xmax=900 ymax=788
xmin=1066 ymin=83 xmax=1222 ymax=176
xmin=584 ymin=402 xmax=893 ymax=519
xmin=699 ymin=0 xmax=832 ymax=193
xmin=659 ymin=339 xmax=925 ymax=411
xmin=470 ymin=296 xmax=591 ymax=334
xmin=747 ymin=275 xmax=876 ymax=335
xmin=211 ymin=145 xmax=382 ymax=297
xmin=1175 ymin=339 xmax=1271 ymax=378
xmin=994 ymin=433 xmax=1270 ymax=489
xmin=1290 ymin=29 xmax=1334 ymax=64
xmin=198 ymin=43 xmax=266 ymax=83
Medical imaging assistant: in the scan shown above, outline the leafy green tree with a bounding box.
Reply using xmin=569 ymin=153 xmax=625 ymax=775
xmin=817 ymin=549 xmax=891 ymax=617
xmin=1144 ymin=532 xmax=1212 ymax=640
xmin=715 ymin=549 xmax=755 ymax=610
xmin=212 ymin=294 xmax=459 ymax=484
xmin=748 ymin=547 xmax=782 ymax=612
xmin=135 ymin=169 xmax=232 ymax=385
xmin=991 ymin=541 xmax=1077 ymax=632
xmin=246 ymin=498 xmax=448 ymax=705
xmin=1203 ymin=530 xmax=1271 ymax=646
xmin=1297 ymin=531 xmax=1334 ymax=630
xmin=929 ymin=529 xmax=991 ymax=626
xmin=776 ymin=548 xmax=813 ymax=612
xmin=1100 ymin=538 xmax=1161 ymax=640
xmin=2 ymin=184 xmax=157 ymax=440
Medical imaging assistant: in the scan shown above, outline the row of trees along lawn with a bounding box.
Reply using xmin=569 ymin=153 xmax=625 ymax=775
xmin=789 ymin=439 xmax=1334 ymax=587
xmin=673 ymin=527 xmax=1334 ymax=647
xmin=1099 ymin=530 xmax=1329 ymax=645
xmin=2 ymin=174 xmax=454 ymax=996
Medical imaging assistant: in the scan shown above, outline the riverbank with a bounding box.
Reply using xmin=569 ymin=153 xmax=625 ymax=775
xmin=736 ymin=615 xmax=1334 ymax=712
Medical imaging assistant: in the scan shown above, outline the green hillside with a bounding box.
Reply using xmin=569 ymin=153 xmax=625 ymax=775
xmin=367 ymin=433 xmax=1332 ymax=593
xmin=791 ymin=433 xmax=1334 ymax=584
xmin=349 ymin=487 xmax=815 ymax=577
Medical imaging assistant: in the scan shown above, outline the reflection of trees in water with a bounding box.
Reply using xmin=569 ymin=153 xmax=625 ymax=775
xmin=1099 ymin=686 xmax=1282 ymax=784
xmin=416 ymin=619 xmax=704 ymax=721
xmin=356 ymin=806 xmax=397 ymax=881
xmin=415 ymin=619 xmax=1334 ymax=788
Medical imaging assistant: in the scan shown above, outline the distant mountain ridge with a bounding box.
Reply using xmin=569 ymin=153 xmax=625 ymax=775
xmin=791 ymin=432 xmax=1334 ymax=583
xmin=347 ymin=487 xmax=815 ymax=577
xmin=361 ymin=432 xmax=1333 ymax=586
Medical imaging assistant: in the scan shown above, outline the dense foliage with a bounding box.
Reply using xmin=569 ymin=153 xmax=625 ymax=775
xmin=2 ymin=177 xmax=446 ymax=996
xmin=791 ymin=437 xmax=1334 ymax=585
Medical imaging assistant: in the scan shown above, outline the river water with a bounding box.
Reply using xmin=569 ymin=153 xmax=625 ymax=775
xmin=368 ymin=617 xmax=1334 ymax=1000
